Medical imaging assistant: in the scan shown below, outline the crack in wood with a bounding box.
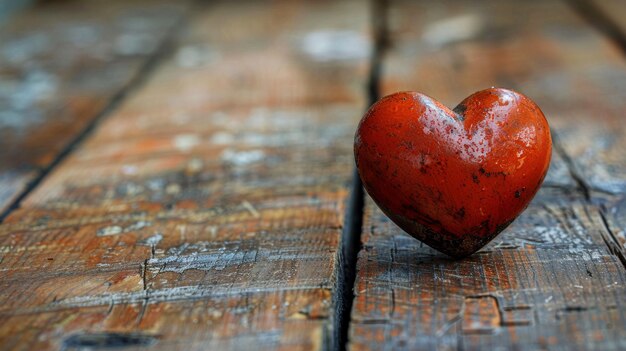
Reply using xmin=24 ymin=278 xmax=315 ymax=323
xmin=598 ymin=211 xmax=626 ymax=269
xmin=551 ymin=133 xmax=591 ymax=201
xmin=141 ymin=259 xmax=148 ymax=291
xmin=552 ymin=129 xmax=626 ymax=270
xmin=462 ymin=294 xmax=503 ymax=332
xmin=562 ymin=0 xmax=626 ymax=272
xmin=333 ymin=1 xmax=390 ymax=349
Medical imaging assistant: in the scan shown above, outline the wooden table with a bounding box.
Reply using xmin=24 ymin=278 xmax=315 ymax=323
xmin=0 ymin=0 xmax=625 ymax=350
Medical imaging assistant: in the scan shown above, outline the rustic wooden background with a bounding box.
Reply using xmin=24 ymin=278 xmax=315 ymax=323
xmin=0 ymin=0 xmax=625 ymax=350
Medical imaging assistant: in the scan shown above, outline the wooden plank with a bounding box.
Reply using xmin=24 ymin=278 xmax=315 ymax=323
xmin=588 ymin=0 xmax=626 ymax=34
xmin=569 ymin=0 xmax=626 ymax=260
xmin=0 ymin=291 xmax=333 ymax=350
xmin=0 ymin=0 xmax=189 ymax=214
xmin=351 ymin=193 xmax=626 ymax=350
xmin=349 ymin=0 xmax=626 ymax=349
xmin=0 ymin=0 xmax=371 ymax=349
xmin=560 ymin=0 xmax=626 ymax=198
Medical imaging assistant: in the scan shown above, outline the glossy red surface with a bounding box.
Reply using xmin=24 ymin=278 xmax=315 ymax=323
xmin=355 ymin=88 xmax=552 ymax=257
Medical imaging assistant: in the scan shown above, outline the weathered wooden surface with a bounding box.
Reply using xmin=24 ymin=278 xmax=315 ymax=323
xmin=349 ymin=0 xmax=626 ymax=349
xmin=589 ymin=0 xmax=626 ymax=34
xmin=0 ymin=0 xmax=370 ymax=350
xmin=2 ymin=0 xmax=626 ymax=350
xmin=0 ymin=0 xmax=189 ymax=214
xmin=578 ymin=0 xmax=626 ymax=264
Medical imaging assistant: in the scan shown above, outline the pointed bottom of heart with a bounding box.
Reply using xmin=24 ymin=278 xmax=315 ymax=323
xmin=379 ymin=205 xmax=514 ymax=259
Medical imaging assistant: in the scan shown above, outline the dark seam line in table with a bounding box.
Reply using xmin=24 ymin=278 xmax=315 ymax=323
xmin=332 ymin=1 xmax=390 ymax=350
xmin=0 ymin=3 xmax=195 ymax=223
xmin=567 ymin=0 xmax=626 ymax=56
xmin=332 ymin=169 xmax=364 ymax=351
xmin=561 ymin=0 xmax=626 ymax=270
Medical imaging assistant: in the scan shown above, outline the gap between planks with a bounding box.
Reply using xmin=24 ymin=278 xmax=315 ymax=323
xmin=0 ymin=2 xmax=196 ymax=223
xmin=334 ymin=0 xmax=389 ymax=350
xmin=568 ymin=0 xmax=626 ymax=56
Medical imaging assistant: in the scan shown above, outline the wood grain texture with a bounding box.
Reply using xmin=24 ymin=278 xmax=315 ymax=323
xmin=0 ymin=0 xmax=189 ymax=214
xmin=351 ymin=193 xmax=626 ymax=350
xmin=0 ymin=0 xmax=370 ymax=349
xmin=349 ymin=0 xmax=626 ymax=349
xmin=569 ymin=0 xmax=626 ymax=264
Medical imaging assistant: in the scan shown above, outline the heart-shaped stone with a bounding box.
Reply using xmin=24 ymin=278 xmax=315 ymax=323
xmin=355 ymin=88 xmax=552 ymax=258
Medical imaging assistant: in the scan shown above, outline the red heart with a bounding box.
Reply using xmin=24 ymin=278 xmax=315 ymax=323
xmin=355 ymin=88 xmax=552 ymax=258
